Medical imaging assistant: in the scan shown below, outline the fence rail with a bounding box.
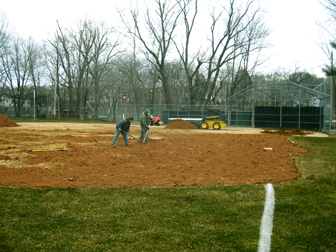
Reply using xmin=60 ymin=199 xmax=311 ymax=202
xmin=1 ymin=103 xmax=333 ymax=133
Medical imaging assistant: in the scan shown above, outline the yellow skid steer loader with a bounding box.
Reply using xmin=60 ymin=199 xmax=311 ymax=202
xmin=200 ymin=109 xmax=227 ymax=130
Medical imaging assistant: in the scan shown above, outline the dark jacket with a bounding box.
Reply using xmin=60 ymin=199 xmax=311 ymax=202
xmin=116 ymin=118 xmax=132 ymax=133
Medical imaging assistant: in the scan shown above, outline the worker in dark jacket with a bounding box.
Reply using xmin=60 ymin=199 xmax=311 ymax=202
xmin=111 ymin=116 xmax=134 ymax=147
xmin=138 ymin=109 xmax=150 ymax=143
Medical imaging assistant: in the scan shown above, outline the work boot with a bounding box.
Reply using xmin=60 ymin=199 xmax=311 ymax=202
xmin=124 ymin=143 xmax=131 ymax=146
xmin=111 ymin=144 xmax=116 ymax=148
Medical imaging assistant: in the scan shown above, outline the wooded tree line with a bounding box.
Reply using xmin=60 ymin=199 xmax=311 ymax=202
xmin=0 ymin=0 xmax=327 ymax=119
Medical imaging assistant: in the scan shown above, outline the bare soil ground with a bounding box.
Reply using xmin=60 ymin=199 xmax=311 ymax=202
xmin=0 ymin=117 xmax=326 ymax=189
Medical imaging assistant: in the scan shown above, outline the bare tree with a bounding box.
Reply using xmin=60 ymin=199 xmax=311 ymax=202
xmin=115 ymin=29 xmax=152 ymax=117
xmin=28 ymin=40 xmax=44 ymax=114
xmin=43 ymin=36 xmax=62 ymax=118
xmin=120 ymin=0 xmax=182 ymax=105
xmin=174 ymin=0 xmax=204 ymax=106
xmin=88 ymin=22 xmax=119 ymax=119
xmin=165 ymin=61 xmax=186 ymax=104
xmin=202 ymin=0 xmax=269 ymax=107
xmin=0 ymin=12 xmax=11 ymax=98
xmin=226 ymin=9 xmax=270 ymax=97
xmin=117 ymin=55 xmax=144 ymax=108
xmin=49 ymin=19 xmax=116 ymax=118
xmin=104 ymin=69 xmax=126 ymax=122
xmin=70 ymin=19 xmax=97 ymax=118
xmin=49 ymin=21 xmax=75 ymax=117
xmin=319 ymin=0 xmax=336 ymax=17
xmin=0 ymin=12 xmax=10 ymax=52
xmin=1 ymin=37 xmax=35 ymax=116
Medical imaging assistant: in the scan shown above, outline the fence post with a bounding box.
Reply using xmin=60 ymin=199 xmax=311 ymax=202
xmin=252 ymin=86 xmax=255 ymax=128
xmin=299 ymin=89 xmax=301 ymax=130
xmin=319 ymin=106 xmax=322 ymax=131
xmin=33 ymin=90 xmax=36 ymax=120
xmin=228 ymin=111 xmax=231 ymax=126
xmin=280 ymin=87 xmax=283 ymax=128
xmin=116 ymin=103 xmax=119 ymax=122
xmin=236 ymin=111 xmax=238 ymax=126
xmin=330 ymin=52 xmax=334 ymax=134
xmin=225 ymin=85 xmax=227 ymax=116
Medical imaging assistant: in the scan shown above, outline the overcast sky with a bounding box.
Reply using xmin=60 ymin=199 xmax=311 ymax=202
xmin=0 ymin=0 xmax=330 ymax=77
xmin=258 ymin=0 xmax=328 ymax=77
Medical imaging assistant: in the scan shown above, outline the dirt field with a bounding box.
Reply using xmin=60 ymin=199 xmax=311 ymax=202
xmin=0 ymin=117 xmax=326 ymax=189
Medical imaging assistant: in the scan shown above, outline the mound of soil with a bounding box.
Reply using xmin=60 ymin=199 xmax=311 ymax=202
xmin=165 ymin=119 xmax=198 ymax=129
xmin=0 ymin=115 xmax=19 ymax=127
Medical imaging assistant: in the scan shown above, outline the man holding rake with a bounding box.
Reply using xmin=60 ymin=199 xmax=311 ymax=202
xmin=111 ymin=116 xmax=134 ymax=147
xmin=139 ymin=109 xmax=151 ymax=143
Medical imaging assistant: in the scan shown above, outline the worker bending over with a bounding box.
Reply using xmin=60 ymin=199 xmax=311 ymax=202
xmin=111 ymin=116 xmax=134 ymax=147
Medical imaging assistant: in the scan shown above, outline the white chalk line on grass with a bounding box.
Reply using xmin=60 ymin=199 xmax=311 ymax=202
xmin=258 ymin=183 xmax=275 ymax=252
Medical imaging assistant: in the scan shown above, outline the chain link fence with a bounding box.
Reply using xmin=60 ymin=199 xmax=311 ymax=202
xmin=1 ymin=102 xmax=333 ymax=133
xmin=1 ymin=82 xmax=334 ymax=133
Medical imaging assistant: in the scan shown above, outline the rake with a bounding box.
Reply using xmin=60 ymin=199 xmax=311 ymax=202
xmin=27 ymin=148 xmax=70 ymax=152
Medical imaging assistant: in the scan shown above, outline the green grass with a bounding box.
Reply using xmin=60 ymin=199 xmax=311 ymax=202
xmin=1 ymin=136 xmax=336 ymax=251
xmin=0 ymin=186 xmax=265 ymax=251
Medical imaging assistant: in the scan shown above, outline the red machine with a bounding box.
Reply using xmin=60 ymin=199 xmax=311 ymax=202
xmin=149 ymin=116 xmax=161 ymax=126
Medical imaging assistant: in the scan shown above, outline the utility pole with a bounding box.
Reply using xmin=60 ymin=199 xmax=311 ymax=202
xmin=54 ymin=40 xmax=59 ymax=119
xmin=54 ymin=66 xmax=58 ymax=118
